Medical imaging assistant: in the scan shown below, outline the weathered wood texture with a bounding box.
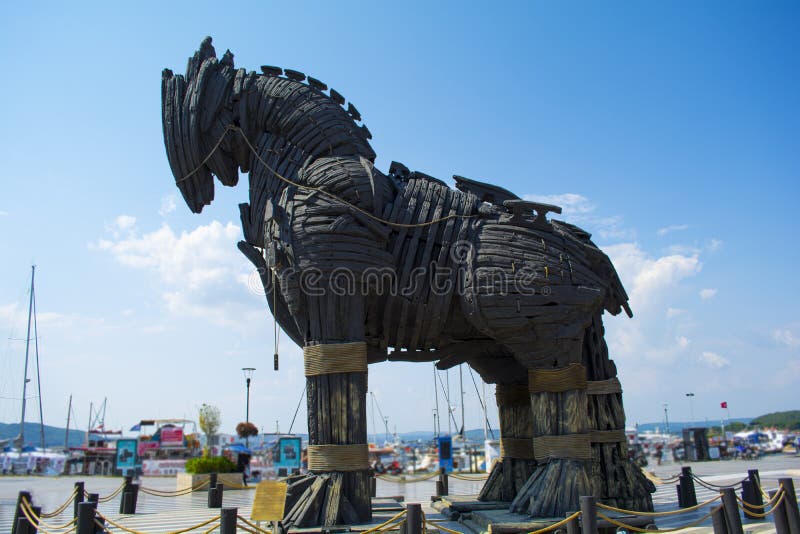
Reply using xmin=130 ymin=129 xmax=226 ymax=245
xmin=162 ymin=37 xmax=650 ymax=523
xmin=479 ymin=386 xmax=536 ymax=502
xmin=509 ymin=317 xmax=653 ymax=516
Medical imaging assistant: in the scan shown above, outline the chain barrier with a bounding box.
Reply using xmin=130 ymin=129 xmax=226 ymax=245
xmin=690 ymin=473 xmax=744 ymax=491
xmin=597 ymin=506 xmax=719 ymax=533
xmin=597 ymin=493 xmax=721 ymax=517
xmin=736 ymin=483 xmax=784 ymax=509
xmin=448 ymin=473 xmax=489 ymax=481
xmin=377 ymin=472 xmax=440 ymax=483
xmin=361 ymin=509 xmax=407 ymax=533
xmin=19 ymin=498 xmax=78 ymax=533
xmin=138 ymin=479 xmax=211 ymax=497
xmin=87 ymin=482 xmax=126 ymax=503
xmin=237 ymin=514 xmax=273 ymax=534
xmin=94 ymin=509 xmax=221 ymax=534
xmin=38 ymin=488 xmax=79 ymax=518
xmin=527 ymin=511 xmax=582 ymax=534
xmin=736 ymin=489 xmax=787 ymax=518
xmin=420 ymin=509 xmax=461 ymax=534
xmin=642 ymin=470 xmax=681 ymax=485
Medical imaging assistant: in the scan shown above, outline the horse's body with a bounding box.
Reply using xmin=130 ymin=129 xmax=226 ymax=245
xmin=162 ymin=38 xmax=653 ymax=526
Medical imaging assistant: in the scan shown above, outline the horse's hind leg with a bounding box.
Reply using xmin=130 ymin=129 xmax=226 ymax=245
xmin=466 ymin=356 xmax=537 ymax=502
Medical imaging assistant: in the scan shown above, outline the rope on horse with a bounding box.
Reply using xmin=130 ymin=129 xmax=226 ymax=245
xmin=176 ymin=125 xmax=480 ymax=230
xmin=307 ymin=444 xmax=370 ymax=471
xmin=500 ymin=438 xmax=535 ymax=459
xmin=528 ymin=364 xmax=587 ymax=393
xmin=303 ymin=342 xmax=367 ymax=376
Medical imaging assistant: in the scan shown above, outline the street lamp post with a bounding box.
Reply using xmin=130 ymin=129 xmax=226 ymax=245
xmin=663 ymin=403 xmax=670 ymax=435
xmin=685 ymin=393 xmax=695 ymax=428
xmin=242 ymin=367 xmax=256 ymax=447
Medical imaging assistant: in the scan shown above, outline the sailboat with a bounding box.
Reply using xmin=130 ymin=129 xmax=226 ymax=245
xmin=0 ymin=266 xmax=67 ymax=475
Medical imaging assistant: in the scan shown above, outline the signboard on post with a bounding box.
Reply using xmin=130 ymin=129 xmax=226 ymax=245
xmin=160 ymin=427 xmax=184 ymax=447
xmin=251 ymin=480 xmax=288 ymax=521
xmin=274 ymin=437 xmax=302 ymax=472
xmin=116 ymin=439 xmax=139 ymax=475
xmin=438 ymin=436 xmax=453 ymax=472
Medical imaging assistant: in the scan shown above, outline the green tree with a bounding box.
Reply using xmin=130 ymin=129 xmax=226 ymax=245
xmin=198 ymin=404 xmax=221 ymax=455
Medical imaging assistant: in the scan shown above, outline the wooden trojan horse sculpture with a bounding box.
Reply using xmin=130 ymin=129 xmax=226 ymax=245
xmin=162 ymin=38 xmax=655 ymax=527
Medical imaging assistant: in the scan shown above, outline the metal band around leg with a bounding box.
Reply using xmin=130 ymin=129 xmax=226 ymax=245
xmin=528 ymin=363 xmax=587 ymax=393
xmin=303 ymin=342 xmax=368 ymax=376
xmin=500 ymin=438 xmax=535 ymax=459
xmin=307 ymin=444 xmax=370 ymax=472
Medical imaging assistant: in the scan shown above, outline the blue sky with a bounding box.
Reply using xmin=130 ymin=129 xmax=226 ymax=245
xmin=0 ymin=2 xmax=798 ymax=438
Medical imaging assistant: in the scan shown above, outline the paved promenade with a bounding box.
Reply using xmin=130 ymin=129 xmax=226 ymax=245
xmin=0 ymin=453 xmax=797 ymax=532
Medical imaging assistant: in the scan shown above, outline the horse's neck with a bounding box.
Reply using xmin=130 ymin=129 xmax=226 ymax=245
xmin=240 ymin=73 xmax=374 ymax=163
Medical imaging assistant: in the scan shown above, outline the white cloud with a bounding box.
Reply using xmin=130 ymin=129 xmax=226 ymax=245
xmin=92 ymin=219 xmax=264 ymax=329
xmin=115 ymin=215 xmax=137 ymax=230
xmin=699 ymin=351 xmax=730 ymax=369
xmin=657 ymin=224 xmax=690 ymax=236
xmin=676 ymin=336 xmax=690 ymax=349
xmin=699 ymin=288 xmax=717 ymax=300
xmin=523 ymin=193 xmax=635 ymax=241
xmin=605 ymin=243 xmax=701 ymax=309
xmin=707 ymin=238 xmax=723 ymax=252
xmin=523 ymin=193 xmax=595 ymax=216
xmin=159 ymin=195 xmax=177 ymax=216
xmin=773 ymin=328 xmax=800 ymax=348
xmin=666 ymin=308 xmax=685 ymax=319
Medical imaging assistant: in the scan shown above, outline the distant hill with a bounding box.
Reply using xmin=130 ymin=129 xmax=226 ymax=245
xmin=751 ymin=410 xmax=800 ymax=430
xmin=0 ymin=422 xmax=85 ymax=448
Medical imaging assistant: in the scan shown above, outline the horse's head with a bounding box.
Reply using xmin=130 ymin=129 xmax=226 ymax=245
xmin=161 ymin=37 xmax=241 ymax=213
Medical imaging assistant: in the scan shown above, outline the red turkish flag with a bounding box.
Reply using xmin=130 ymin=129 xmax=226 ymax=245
xmin=720 ymin=401 xmax=728 ymax=409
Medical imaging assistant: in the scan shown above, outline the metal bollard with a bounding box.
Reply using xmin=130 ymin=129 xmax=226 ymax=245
xmin=769 ymin=489 xmax=790 ymax=534
xmin=119 ymin=476 xmax=133 ymax=514
xmin=580 ymin=496 xmax=598 ymax=534
xmin=435 ymin=480 xmax=444 ymax=497
xmin=721 ymin=488 xmax=744 ymax=534
xmin=565 ymin=511 xmax=580 ymax=534
xmin=740 ymin=480 xmax=761 ymax=520
xmin=747 ymin=469 xmax=763 ymax=504
xmin=76 ymin=501 xmax=97 ymax=534
xmin=220 ymin=507 xmax=238 ymax=534
xmin=14 ymin=502 xmax=36 ymax=534
xmin=30 ymin=505 xmax=42 ymax=534
xmin=778 ymin=478 xmax=800 ymax=534
xmin=438 ymin=468 xmax=449 ymax=496
xmin=680 ymin=466 xmax=698 ymax=507
xmin=74 ymin=482 xmax=85 ymax=519
xmin=676 ymin=483 xmax=684 ymax=508
xmin=11 ymin=490 xmax=32 ymax=534
xmin=406 ymin=503 xmax=423 ymax=534
xmin=210 ymin=472 xmax=218 ymax=488
xmin=370 ymin=475 xmax=376 ymax=498
xmin=710 ymin=504 xmax=728 ymax=534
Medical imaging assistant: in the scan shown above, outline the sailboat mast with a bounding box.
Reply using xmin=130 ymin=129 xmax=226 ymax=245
xmin=433 ymin=364 xmax=440 ymax=438
xmin=32 ymin=279 xmax=45 ymax=449
xmin=459 ymin=364 xmax=465 ymax=438
xmin=19 ymin=265 xmax=35 ymax=449
xmin=64 ymin=394 xmax=72 ymax=452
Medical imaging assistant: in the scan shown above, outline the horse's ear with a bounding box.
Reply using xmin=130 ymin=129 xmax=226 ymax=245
xmin=185 ymin=36 xmax=217 ymax=81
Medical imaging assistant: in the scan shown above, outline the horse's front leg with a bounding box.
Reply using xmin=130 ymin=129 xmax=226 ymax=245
xmin=285 ymin=292 xmax=372 ymax=528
